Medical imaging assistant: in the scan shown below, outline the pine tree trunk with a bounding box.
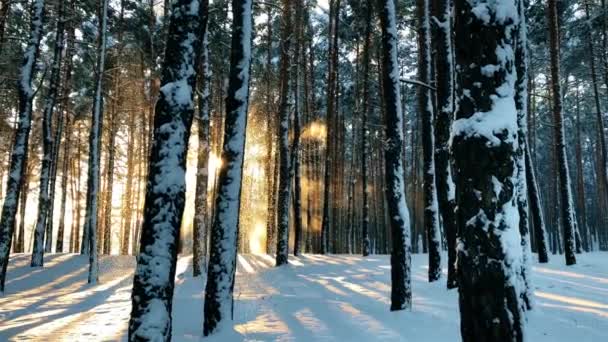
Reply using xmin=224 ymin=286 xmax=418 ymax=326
xmin=514 ymin=0 xmax=532 ymax=309
xmin=82 ymin=0 xmax=109 ymax=284
xmin=48 ymin=0 xmax=75 ymax=254
xmin=264 ymin=2 xmax=276 ymax=255
xmin=417 ymin=0 xmax=441 ymax=282
xmin=431 ymin=0 xmax=457 ymax=288
xmin=548 ymin=0 xmax=576 ymax=265
xmin=203 ymin=0 xmax=253 ymax=335
xmin=102 ymin=102 xmax=117 ymax=255
xmin=292 ymin=0 xmax=304 ymax=257
xmin=453 ymin=0 xmax=527 ymax=339
xmin=574 ymin=86 xmax=589 ymax=251
xmin=275 ymin=0 xmax=293 ymax=266
xmin=360 ymin=0 xmax=372 ymax=257
xmin=0 ymin=0 xmax=45 ymax=292
xmin=379 ymin=0 xmax=412 ymax=311
xmin=525 ymin=143 xmax=548 ymax=262
xmin=193 ymin=13 xmax=210 ymax=276
xmin=128 ymin=1 xmax=205 ymax=340
xmin=321 ymin=0 xmax=340 ymax=254
xmin=16 ymin=172 xmax=29 ymax=253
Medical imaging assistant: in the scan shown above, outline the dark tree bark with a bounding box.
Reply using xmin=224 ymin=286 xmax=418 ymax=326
xmin=379 ymin=0 xmax=412 ymax=311
xmin=128 ymin=1 xmax=205 ymax=339
xmin=275 ymin=0 xmax=293 ymax=266
xmin=264 ymin=2 xmax=276 ymax=255
xmin=203 ymin=0 xmax=253 ymax=335
xmin=525 ymin=143 xmax=548 ymax=262
xmin=321 ymin=0 xmax=340 ymax=254
xmin=453 ymin=0 xmax=527 ymax=339
xmin=417 ymin=0 xmax=441 ymax=282
xmin=193 ymin=7 xmax=211 ymax=276
xmin=0 ymin=0 xmax=45 ymax=292
xmin=360 ymin=0 xmax=372 ymax=257
xmin=431 ymin=0 xmax=457 ymax=288
xmin=574 ymin=85 xmax=589 ymax=251
xmin=292 ymin=0 xmax=304 ymax=257
xmin=547 ymin=0 xmax=576 ymax=265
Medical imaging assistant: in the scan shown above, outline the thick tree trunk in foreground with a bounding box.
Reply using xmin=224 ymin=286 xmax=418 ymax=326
xmin=379 ymin=0 xmax=412 ymax=311
xmin=417 ymin=0 xmax=441 ymax=282
xmin=203 ymin=0 xmax=253 ymax=335
xmin=432 ymin=0 xmax=457 ymax=289
xmin=0 ymin=0 xmax=45 ymax=293
xmin=548 ymin=0 xmax=576 ymax=265
xmin=453 ymin=0 xmax=526 ymax=340
xmin=128 ymin=1 xmax=204 ymax=340
xmin=275 ymin=0 xmax=293 ymax=266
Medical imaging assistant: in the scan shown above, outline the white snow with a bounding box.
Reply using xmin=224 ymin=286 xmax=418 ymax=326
xmin=1 ymin=252 xmax=607 ymax=341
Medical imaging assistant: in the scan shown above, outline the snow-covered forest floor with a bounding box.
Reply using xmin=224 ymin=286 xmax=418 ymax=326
xmin=1 ymin=253 xmax=607 ymax=341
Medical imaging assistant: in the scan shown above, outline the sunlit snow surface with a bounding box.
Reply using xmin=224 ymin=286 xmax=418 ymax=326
xmin=1 ymin=253 xmax=608 ymax=341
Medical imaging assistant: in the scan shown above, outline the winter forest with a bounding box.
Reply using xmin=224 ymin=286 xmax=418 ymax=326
xmin=0 ymin=0 xmax=608 ymax=340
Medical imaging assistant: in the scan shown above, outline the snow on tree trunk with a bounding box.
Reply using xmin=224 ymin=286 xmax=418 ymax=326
xmin=193 ymin=13 xmax=210 ymax=277
xmin=417 ymin=0 xmax=441 ymax=282
xmin=0 ymin=0 xmax=45 ymax=293
xmin=514 ymin=0 xmax=533 ymax=309
xmin=203 ymin=0 xmax=253 ymax=335
xmin=431 ymin=0 xmax=457 ymax=289
xmin=31 ymin=0 xmax=66 ymax=266
xmin=547 ymin=0 xmax=576 ymax=266
xmin=82 ymin=0 xmax=108 ymax=285
xmin=379 ymin=0 xmax=412 ymax=311
xmin=127 ymin=1 xmax=205 ymax=339
xmin=452 ymin=0 xmax=527 ymax=339
xmin=275 ymin=0 xmax=293 ymax=267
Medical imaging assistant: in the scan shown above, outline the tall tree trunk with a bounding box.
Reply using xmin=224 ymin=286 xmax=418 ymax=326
xmin=292 ymin=0 xmax=304 ymax=257
xmin=379 ymin=0 xmax=412 ymax=311
xmin=275 ymin=0 xmax=293 ymax=266
xmin=193 ymin=10 xmax=210 ymax=276
xmin=82 ymin=0 xmax=109 ymax=284
xmin=417 ymin=0 xmax=441 ymax=282
xmin=432 ymin=0 xmax=457 ymax=288
xmin=128 ymin=0 xmax=205 ymax=340
xmin=203 ymin=0 xmax=252 ymax=335
xmin=56 ymin=117 xmax=72 ymax=253
xmin=360 ymin=0 xmax=372 ymax=257
xmin=514 ymin=0 xmax=532 ymax=309
xmin=453 ymin=0 xmax=526 ymax=339
xmin=264 ymin=3 xmax=276 ymax=255
xmin=0 ymin=0 xmax=45 ymax=292
xmin=321 ymin=0 xmax=340 ymax=254
xmin=574 ymin=85 xmax=588 ymax=251
xmin=49 ymin=0 xmax=75 ymax=253
xmin=102 ymin=101 xmax=117 ymax=255
xmin=548 ymin=0 xmax=576 ymax=265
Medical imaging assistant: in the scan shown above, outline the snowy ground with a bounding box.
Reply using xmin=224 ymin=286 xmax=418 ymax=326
xmin=1 ymin=252 xmax=607 ymax=341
